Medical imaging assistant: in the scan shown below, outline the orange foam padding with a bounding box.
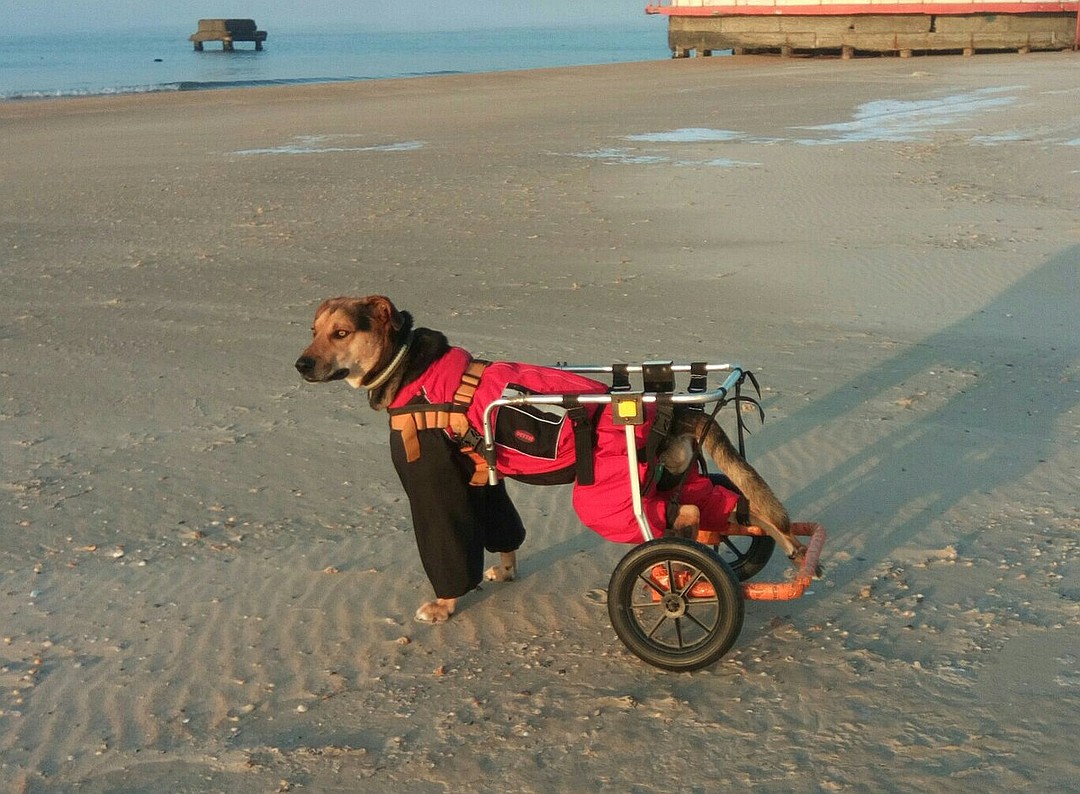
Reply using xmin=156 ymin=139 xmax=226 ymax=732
xmin=741 ymin=522 xmax=826 ymax=601
xmin=696 ymin=524 xmax=769 ymax=545
xmin=649 ymin=522 xmax=826 ymax=602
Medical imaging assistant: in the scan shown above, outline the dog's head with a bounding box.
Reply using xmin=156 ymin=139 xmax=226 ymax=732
xmin=295 ymin=295 xmax=407 ymax=389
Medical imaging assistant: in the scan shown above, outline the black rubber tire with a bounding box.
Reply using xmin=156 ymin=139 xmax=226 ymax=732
xmin=713 ymin=533 xmax=775 ymax=581
xmin=607 ymin=538 xmax=744 ymax=672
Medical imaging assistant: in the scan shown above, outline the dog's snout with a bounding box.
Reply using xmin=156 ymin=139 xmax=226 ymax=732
xmin=295 ymin=356 xmax=316 ymax=376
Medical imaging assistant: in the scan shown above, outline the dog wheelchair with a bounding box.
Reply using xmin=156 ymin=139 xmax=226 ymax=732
xmin=478 ymin=362 xmax=826 ymax=672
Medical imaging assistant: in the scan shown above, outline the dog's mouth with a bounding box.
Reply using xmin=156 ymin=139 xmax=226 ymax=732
xmin=300 ymin=369 xmax=349 ymax=383
xmin=296 ymin=357 xmax=352 ymax=382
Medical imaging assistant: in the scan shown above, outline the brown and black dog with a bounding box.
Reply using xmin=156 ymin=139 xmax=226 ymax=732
xmin=296 ymin=295 xmax=805 ymax=623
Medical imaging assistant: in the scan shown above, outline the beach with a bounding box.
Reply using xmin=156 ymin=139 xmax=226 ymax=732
xmin=2 ymin=53 xmax=1078 ymax=791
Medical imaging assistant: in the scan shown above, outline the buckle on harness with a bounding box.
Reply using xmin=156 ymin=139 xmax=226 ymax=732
xmin=457 ymin=425 xmax=483 ymax=451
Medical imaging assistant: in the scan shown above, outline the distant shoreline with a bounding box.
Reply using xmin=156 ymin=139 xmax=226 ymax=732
xmin=0 ymin=24 xmax=667 ymax=102
xmin=0 ymin=59 xmax=677 ymax=109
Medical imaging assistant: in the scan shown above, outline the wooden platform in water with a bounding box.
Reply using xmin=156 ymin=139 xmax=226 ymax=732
xmin=189 ymin=19 xmax=267 ymax=52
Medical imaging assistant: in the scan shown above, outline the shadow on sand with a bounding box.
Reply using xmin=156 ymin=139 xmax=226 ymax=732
xmin=769 ymin=244 xmax=1078 ymax=593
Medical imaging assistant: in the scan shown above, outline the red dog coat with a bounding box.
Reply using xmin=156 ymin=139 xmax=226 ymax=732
xmin=389 ymin=347 xmax=738 ymax=544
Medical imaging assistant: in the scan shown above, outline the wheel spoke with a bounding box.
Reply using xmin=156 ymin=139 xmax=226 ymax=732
xmin=686 ymin=571 xmax=719 ymax=604
xmin=673 ymin=563 xmax=694 ymax=597
xmin=683 ymin=605 xmax=718 ymax=634
xmin=721 ymin=537 xmax=746 ymax=560
xmin=645 ymin=612 xmax=670 ymax=639
xmin=634 ymin=570 xmax=666 ymax=599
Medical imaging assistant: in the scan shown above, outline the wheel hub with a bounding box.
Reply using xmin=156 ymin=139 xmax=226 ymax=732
xmin=662 ymin=593 xmax=687 ymax=617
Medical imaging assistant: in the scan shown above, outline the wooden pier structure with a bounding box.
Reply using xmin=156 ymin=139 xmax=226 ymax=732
xmin=190 ymin=19 xmax=267 ymax=51
xmin=646 ymin=1 xmax=1079 ymax=57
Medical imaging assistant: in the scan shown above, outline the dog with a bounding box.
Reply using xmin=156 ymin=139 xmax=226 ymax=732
xmin=296 ymin=295 xmax=805 ymax=623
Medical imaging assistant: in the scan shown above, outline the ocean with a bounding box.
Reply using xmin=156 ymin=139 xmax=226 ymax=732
xmin=0 ymin=24 xmax=668 ymax=101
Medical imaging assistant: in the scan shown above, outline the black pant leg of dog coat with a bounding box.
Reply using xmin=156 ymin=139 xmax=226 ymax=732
xmin=476 ymin=479 xmax=526 ymax=554
xmin=391 ymin=428 xmax=524 ymax=599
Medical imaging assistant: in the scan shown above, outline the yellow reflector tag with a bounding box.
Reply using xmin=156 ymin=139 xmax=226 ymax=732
xmin=617 ymin=399 xmax=639 ymax=419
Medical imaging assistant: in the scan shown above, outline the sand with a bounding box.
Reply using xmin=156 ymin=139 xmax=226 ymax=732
xmin=2 ymin=52 xmax=1078 ymax=792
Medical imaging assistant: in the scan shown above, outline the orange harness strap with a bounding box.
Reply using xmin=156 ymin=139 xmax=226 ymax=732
xmin=388 ymin=360 xmax=491 ymax=486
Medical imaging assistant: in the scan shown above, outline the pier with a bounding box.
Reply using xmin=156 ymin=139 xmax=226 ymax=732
xmin=190 ymin=19 xmax=267 ymax=51
xmin=646 ymin=1 xmax=1079 ymax=57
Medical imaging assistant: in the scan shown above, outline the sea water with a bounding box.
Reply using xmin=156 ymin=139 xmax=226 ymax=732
xmin=0 ymin=25 xmax=667 ymax=101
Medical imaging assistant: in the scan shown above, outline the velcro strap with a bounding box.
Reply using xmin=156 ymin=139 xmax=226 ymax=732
xmin=687 ymin=361 xmax=708 ymax=412
xmin=567 ymin=401 xmax=595 ymax=486
xmin=644 ymin=399 xmax=674 ymax=464
xmin=390 ymin=413 xmax=421 ymax=462
xmin=611 ymin=364 xmax=631 ymax=392
xmin=456 ymin=434 xmax=493 ymax=486
xmin=388 ymin=359 xmax=493 ymax=485
xmin=453 ymin=360 xmax=487 ymax=405
xmin=688 ymin=361 xmax=708 ymax=392
xmin=736 ymin=494 xmax=751 ymax=526
xmin=390 ymin=407 xmax=467 ymax=458
xmin=642 ymin=361 xmax=675 ymax=394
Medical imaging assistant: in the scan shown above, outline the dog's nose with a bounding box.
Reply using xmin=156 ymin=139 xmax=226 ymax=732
xmin=295 ymin=356 xmax=315 ymax=375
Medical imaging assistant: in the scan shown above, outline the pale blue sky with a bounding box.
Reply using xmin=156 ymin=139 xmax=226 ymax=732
xmin=4 ymin=1 xmax=655 ymax=35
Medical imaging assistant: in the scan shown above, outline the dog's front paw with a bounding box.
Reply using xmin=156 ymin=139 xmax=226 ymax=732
xmin=483 ymin=564 xmax=516 ymax=583
xmin=483 ymin=551 xmax=517 ymax=583
xmin=415 ymin=598 xmax=455 ymax=623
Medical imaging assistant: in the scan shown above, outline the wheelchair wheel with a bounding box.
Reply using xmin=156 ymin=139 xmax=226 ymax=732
xmin=607 ymin=538 xmax=744 ymax=672
xmin=714 ymin=534 xmax=775 ymax=581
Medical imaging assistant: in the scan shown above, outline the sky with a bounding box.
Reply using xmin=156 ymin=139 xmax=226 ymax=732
xmin=3 ymin=1 xmax=657 ymax=35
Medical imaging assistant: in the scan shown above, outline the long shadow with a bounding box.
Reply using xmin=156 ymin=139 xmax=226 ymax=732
xmin=466 ymin=248 xmax=1077 ymax=644
xmin=760 ymin=244 xmax=1079 ymax=593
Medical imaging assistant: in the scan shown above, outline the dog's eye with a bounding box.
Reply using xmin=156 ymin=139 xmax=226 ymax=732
xmin=333 ymin=329 xmax=350 ymax=339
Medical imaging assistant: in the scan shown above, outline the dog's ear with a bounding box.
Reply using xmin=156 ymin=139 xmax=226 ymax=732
xmin=313 ymin=297 xmax=343 ymax=321
xmin=366 ymin=295 xmax=404 ymax=332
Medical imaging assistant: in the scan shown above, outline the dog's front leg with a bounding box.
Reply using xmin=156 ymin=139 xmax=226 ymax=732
xmin=415 ymin=597 xmax=456 ymax=623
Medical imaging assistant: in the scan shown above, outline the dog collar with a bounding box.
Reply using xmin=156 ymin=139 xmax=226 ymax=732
xmin=363 ymin=330 xmax=414 ymax=391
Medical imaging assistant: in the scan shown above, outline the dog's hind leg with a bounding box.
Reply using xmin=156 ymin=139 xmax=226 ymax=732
xmin=742 ymin=508 xmax=804 ymax=561
xmin=484 ymin=551 xmax=517 ymax=583
xmin=669 ymin=504 xmax=701 ymax=539
xmin=671 ymin=414 xmax=807 ymax=563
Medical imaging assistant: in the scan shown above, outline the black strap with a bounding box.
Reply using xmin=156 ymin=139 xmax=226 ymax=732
xmin=645 ymin=398 xmax=674 ymax=468
xmin=687 ymin=361 xmax=708 ymax=411
xmin=733 ymin=370 xmax=764 ymax=459
xmin=611 ymin=364 xmax=631 ymax=392
xmin=642 ymin=361 xmax=675 ymax=394
xmin=566 ymin=399 xmax=596 ymax=486
xmin=736 ymin=494 xmax=751 ymax=527
xmin=640 ymin=398 xmax=675 ymax=497
xmin=387 ymin=401 xmax=462 ymax=417
xmin=658 ymin=397 xmax=723 ymax=530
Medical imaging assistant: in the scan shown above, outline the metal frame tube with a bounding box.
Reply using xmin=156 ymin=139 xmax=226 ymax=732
xmin=623 ymin=425 xmax=653 ymax=542
xmin=480 ymin=364 xmax=745 ymax=504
